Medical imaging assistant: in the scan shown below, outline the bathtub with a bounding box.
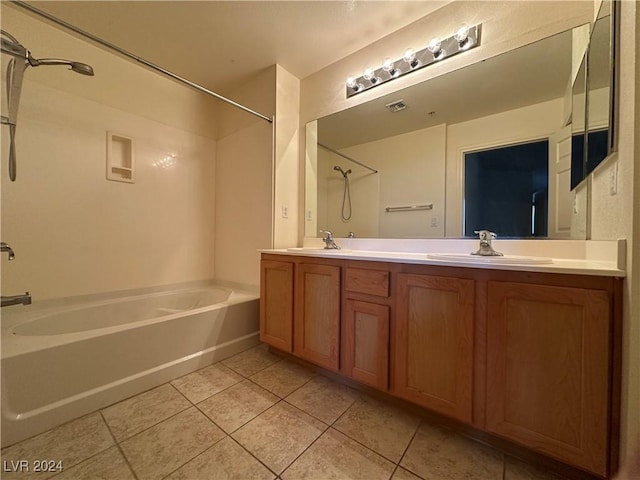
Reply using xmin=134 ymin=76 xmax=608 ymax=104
xmin=0 ymin=282 xmax=260 ymax=447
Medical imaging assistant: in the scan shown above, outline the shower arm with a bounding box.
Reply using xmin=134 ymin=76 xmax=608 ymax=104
xmin=10 ymin=0 xmax=274 ymax=124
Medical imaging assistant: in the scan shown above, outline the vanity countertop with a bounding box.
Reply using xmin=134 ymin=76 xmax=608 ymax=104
xmin=261 ymin=247 xmax=626 ymax=277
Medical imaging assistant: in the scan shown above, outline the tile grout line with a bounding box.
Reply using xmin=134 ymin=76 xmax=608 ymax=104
xmin=325 ymin=397 xmax=410 ymax=466
xmin=99 ymin=410 xmax=140 ymax=480
xmin=158 ymin=434 xmax=229 ymax=480
xmin=226 ymin=434 xmax=281 ymax=479
xmin=393 ymin=418 xmax=425 ymax=480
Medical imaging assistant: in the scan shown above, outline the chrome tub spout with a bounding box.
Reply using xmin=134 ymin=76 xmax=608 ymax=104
xmin=1 ymin=292 xmax=31 ymax=307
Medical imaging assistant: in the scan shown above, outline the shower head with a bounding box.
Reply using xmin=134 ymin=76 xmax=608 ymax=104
xmin=333 ymin=165 xmax=352 ymax=177
xmin=28 ymin=57 xmax=95 ymax=76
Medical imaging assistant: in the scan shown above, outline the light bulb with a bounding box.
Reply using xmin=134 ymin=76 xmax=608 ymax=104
xmin=383 ymin=57 xmax=399 ymax=77
xmin=427 ymin=37 xmax=445 ymax=60
xmin=346 ymin=76 xmax=357 ymax=88
xmin=455 ymin=24 xmax=472 ymax=49
xmin=455 ymin=24 xmax=470 ymax=42
xmin=403 ymin=48 xmax=418 ymax=68
xmin=363 ymin=67 xmax=377 ymax=83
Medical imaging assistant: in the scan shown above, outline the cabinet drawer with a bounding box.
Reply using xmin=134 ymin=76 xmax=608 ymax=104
xmin=345 ymin=268 xmax=390 ymax=297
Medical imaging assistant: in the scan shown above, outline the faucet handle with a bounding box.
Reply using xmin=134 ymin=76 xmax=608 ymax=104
xmin=474 ymin=230 xmax=497 ymax=240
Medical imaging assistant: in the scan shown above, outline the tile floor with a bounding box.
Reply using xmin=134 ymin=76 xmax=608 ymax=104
xmin=1 ymin=344 xmax=565 ymax=480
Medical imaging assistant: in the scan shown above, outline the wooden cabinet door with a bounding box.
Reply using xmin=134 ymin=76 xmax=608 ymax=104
xmin=394 ymin=273 xmax=474 ymax=423
xmin=260 ymin=260 xmax=293 ymax=352
xmin=486 ymin=281 xmax=611 ymax=476
xmin=343 ymin=300 xmax=389 ymax=390
xmin=294 ymin=263 xmax=341 ymax=371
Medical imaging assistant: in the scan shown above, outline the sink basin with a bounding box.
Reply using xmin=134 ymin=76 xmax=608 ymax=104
xmin=427 ymin=253 xmax=553 ymax=265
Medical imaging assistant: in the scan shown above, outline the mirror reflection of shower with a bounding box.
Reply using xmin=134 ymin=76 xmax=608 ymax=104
xmin=1 ymin=29 xmax=95 ymax=181
xmin=333 ymin=165 xmax=352 ymax=221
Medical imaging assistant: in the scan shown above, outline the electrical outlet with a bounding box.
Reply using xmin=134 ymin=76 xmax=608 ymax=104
xmin=306 ymin=210 xmax=313 ymax=221
xmin=430 ymin=217 xmax=439 ymax=228
xmin=281 ymin=205 xmax=288 ymax=219
xmin=609 ymin=163 xmax=618 ymax=195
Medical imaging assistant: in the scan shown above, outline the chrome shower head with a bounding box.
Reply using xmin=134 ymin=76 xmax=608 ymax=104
xmin=28 ymin=57 xmax=95 ymax=76
xmin=333 ymin=165 xmax=351 ymax=177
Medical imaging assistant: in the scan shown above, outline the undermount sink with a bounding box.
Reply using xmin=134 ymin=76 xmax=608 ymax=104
xmin=427 ymin=253 xmax=553 ymax=265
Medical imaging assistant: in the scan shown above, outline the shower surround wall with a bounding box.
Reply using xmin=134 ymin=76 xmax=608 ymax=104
xmin=0 ymin=7 xmax=219 ymax=300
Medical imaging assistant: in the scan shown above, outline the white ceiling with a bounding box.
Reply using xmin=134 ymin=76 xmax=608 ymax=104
xmin=26 ymin=1 xmax=449 ymax=93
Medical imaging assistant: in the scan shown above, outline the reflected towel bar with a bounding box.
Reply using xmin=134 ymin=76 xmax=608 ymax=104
xmin=385 ymin=204 xmax=433 ymax=212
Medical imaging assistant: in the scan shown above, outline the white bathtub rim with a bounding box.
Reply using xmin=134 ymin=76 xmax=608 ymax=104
xmin=2 ymin=278 xmax=257 ymax=324
xmin=1 ymin=283 xmax=259 ymax=359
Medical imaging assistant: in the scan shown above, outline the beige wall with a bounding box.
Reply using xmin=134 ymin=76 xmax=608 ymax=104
xmin=1 ymin=8 xmax=218 ymax=300
xmin=214 ymin=67 xmax=276 ymax=286
xmin=273 ymin=66 xmax=300 ymax=249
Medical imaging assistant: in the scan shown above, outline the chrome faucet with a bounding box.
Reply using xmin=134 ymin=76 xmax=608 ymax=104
xmin=1 ymin=242 xmax=15 ymax=260
xmin=471 ymin=230 xmax=503 ymax=256
xmin=1 ymin=241 xmax=32 ymax=307
xmin=1 ymin=292 xmax=31 ymax=307
xmin=320 ymin=230 xmax=340 ymax=249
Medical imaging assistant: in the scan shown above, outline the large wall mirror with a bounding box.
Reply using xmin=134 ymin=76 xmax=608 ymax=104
xmin=305 ymin=14 xmax=616 ymax=240
xmin=585 ymin=0 xmax=617 ymax=175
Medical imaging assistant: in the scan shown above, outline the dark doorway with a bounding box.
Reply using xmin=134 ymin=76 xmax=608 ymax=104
xmin=464 ymin=140 xmax=549 ymax=238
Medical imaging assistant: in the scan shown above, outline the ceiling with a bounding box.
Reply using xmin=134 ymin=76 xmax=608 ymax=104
xmin=25 ymin=1 xmax=449 ymax=94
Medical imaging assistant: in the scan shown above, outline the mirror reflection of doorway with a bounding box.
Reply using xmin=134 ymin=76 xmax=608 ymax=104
xmin=464 ymin=140 xmax=549 ymax=238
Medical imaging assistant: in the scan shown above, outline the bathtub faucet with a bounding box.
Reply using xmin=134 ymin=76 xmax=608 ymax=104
xmin=1 ymin=242 xmax=15 ymax=260
xmin=1 ymin=292 xmax=32 ymax=307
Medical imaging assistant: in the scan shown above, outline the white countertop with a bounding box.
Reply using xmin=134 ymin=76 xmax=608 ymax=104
xmin=261 ymin=241 xmax=626 ymax=277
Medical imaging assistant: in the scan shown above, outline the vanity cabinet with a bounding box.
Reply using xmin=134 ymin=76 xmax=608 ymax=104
xmin=259 ymin=253 xmax=621 ymax=478
xmin=342 ymin=266 xmax=391 ymax=390
xmin=394 ymin=273 xmax=474 ymax=423
xmin=260 ymin=259 xmax=294 ymax=352
xmin=293 ymin=262 xmax=341 ymax=371
xmin=485 ymin=281 xmax=612 ymax=476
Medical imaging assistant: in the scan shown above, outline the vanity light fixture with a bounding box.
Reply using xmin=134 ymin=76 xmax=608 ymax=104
xmin=345 ymin=23 xmax=481 ymax=98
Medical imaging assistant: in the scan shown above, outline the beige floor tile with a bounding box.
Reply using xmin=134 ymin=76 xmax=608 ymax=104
xmin=0 ymin=413 xmax=114 ymax=480
xmin=400 ymin=422 xmax=504 ymax=480
xmin=392 ymin=467 xmax=424 ymax=480
xmin=333 ymin=395 xmax=420 ymax=463
xmin=120 ymin=407 xmax=225 ymax=480
xmin=171 ymin=363 xmax=243 ymax=403
xmin=505 ymin=456 xmax=564 ymax=479
xmin=282 ymin=428 xmax=395 ymax=480
xmin=222 ymin=343 xmax=282 ymax=377
xmin=101 ymin=383 xmax=191 ymax=441
xmin=232 ymin=401 xmax=326 ymax=474
xmin=249 ymin=361 xmax=316 ymax=398
xmin=53 ymin=446 xmax=135 ymax=480
xmin=198 ymin=379 xmax=279 ymax=433
xmin=285 ymin=375 xmax=359 ymax=424
xmin=167 ymin=436 xmax=276 ymax=480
